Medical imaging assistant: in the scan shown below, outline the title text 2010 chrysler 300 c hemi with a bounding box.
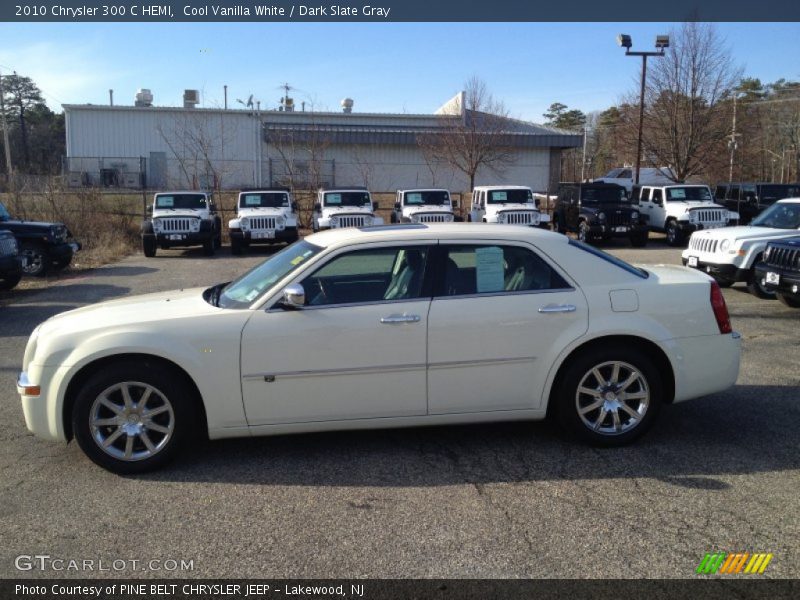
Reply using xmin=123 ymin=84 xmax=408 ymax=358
xmin=18 ymin=224 xmax=741 ymax=474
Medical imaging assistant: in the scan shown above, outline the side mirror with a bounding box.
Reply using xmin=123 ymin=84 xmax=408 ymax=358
xmin=279 ymin=284 xmax=305 ymax=310
xmin=146 ymin=206 xmax=153 ymax=215
xmin=313 ymin=202 xmax=321 ymax=212
xmin=394 ymin=202 xmax=401 ymax=211
xmin=451 ymin=200 xmax=458 ymax=209
xmin=372 ymin=201 xmax=379 ymax=211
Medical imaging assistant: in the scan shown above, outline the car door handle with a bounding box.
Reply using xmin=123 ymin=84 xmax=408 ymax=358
xmin=538 ymin=304 xmax=577 ymax=314
xmin=380 ymin=314 xmax=421 ymax=324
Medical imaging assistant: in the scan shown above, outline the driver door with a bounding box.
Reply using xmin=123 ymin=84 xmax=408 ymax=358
xmin=240 ymin=243 xmax=433 ymax=426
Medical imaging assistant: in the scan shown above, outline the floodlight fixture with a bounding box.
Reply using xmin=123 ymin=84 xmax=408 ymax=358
xmin=617 ymin=34 xmax=632 ymax=49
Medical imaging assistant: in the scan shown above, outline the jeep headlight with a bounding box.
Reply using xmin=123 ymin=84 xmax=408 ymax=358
xmin=330 ymin=216 xmax=339 ymax=227
xmin=152 ymin=219 xmax=162 ymax=233
xmin=631 ymin=210 xmax=639 ymax=220
xmin=531 ymin=212 xmax=541 ymax=226
xmin=240 ymin=217 xmax=249 ymax=230
xmin=597 ymin=212 xmax=606 ymax=222
xmin=276 ymin=216 xmax=285 ymax=228
xmin=497 ymin=213 xmax=507 ymax=224
xmin=410 ymin=214 xmax=421 ymax=224
xmin=191 ymin=219 xmax=201 ymax=233
xmin=720 ymin=239 xmax=731 ymax=252
xmin=363 ymin=216 xmax=373 ymax=225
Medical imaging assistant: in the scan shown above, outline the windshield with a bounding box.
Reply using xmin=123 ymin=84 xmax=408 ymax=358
xmin=666 ymin=187 xmax=712 ymax=202
xmin=239 ymin=192 xmax=288 ymax=209
xmin=155 ymin=194 xmax=207 ymax=210
xmin=487 ymin=189 xmax=533 ymax=204
xmin=581 ymin=187 xmax=628 ymax=204
xmin=750 ymin=203 xmax=800 ymax=229
xmin=323 ymin=192 xmax=371 ymax=207
xmin=217 ymin=241 xmax=322 ymax=309
xmin=404 ymin=191 xmax=450 ymax=206
xmin=759 ymin=185 xmax=800 ymax=203
xmin=0 ymin=202 xmax=9 ymax=221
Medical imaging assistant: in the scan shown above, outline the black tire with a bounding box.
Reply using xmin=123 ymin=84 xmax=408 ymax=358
xmin=630 ymin=231 xmax=649 ymax=247
xmin=0 ymin=272 xmax=22 ymax=291
xmin=551 ymin=214 xmax=563 ymax=234
xmin=665 ymin=220 xmax=684 ymax=247
xmin=578 ymin=221 xmax=592 ymax=244
xmin=555 ymin=344 xmax=662 ymax=446
xmin=51 ymin=256 xmax=72 ymax=271
xmin=467 ymin=214 xmax=472 ymax=222
xmin=202 ymin=238 xmax=215 ymax=256
xmin=142 ymin=236 xmax=157 ymax=258
xmin=747 ymin=264 xmax=776 ymax=299
xmin=230 ymin=237 xmax=243 ymax=256
xmin=72 ymin=361 xmax=196 ymax=474
xmin=390 ymin=212 xmax=398 ymax=224
xmin=20 ymin=242 xmax=48 ymax=277
xmin=214 ymin=231 xmax=222 ymax=250
xmin=777 ymin=293 xmax=800 ymax=308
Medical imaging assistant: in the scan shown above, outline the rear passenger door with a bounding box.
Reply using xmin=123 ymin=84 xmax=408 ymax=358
xmin=426 ymin=242 xmax=588 ymax=414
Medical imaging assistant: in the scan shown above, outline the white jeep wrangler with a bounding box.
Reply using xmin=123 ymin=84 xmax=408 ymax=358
xmin=312 ymin=187 xmax=383 ymax=231
xmin=637 ymin=184 xmax=738 ymax=247
xmin=391 ymin=189 xmax=455 ymax=224
xmin=228 ymin=188 xmax=299 ymax=255
xmin=141 ymin=191 xmax=221 ymax=257
xmin=469 ymin=186 xmax=549 ymax=227
xmin=682 ymin=198 xmax=800 ymax=298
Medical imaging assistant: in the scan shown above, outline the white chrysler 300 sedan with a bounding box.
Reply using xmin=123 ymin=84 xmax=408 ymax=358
xmin=18 ymin=224 xmax=741 ymax=473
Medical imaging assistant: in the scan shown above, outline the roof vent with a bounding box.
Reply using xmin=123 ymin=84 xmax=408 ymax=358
xmin=341 ymin=98 xmax=354 ymax=113
xmin=183 ymin=89 xmax=200 ymax=108
xmin=134 ymin=88 xmax=153 ymax=107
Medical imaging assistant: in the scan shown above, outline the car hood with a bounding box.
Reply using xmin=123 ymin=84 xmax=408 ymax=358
xmin=675 ymin=201 xmax=726 ymax=209
xmin=692 ymin=225 xmax=800 ymax=242
xmin=39 ymin=287 xmax=218 ymax=338
xmin=488 ymin=204 xmax=537 ymax=212
xmin=238 ymin=208 xmax=288 ymax=217
xmin=404 ymin=206 xmax=452 ymax=214
xmin=2 ymin=219 xmax=63 ymax=229
xmin=323 ymin=206 xmax=373 ymax=214
xmin=581 ymin=203 xmax=636 ymax=212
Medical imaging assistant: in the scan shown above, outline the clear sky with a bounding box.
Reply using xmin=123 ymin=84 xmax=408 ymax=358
xmin=1 ymin=22 xmax=798 ymax=122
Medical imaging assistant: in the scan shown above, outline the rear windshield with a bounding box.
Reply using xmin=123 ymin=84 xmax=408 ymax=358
xmin=581 ymin=187 xmax=629 ymax=204
xmin=404 ymin=191 xmax=450 ymax=206
xmin=323 ymin=192 xmax=371 ymax=207
xmin=759 ymin=185 xmax=800 ymax=203
xmin=155 ymin=194 xmax=207 ymax=209
xmin=487 ymin=189 xmax=533 ymax=204
xmin=240 ymin=193 xmax=289 ymax=208
xmin=666 ymin=187 xmax=712 ymax=202
xmin=568 ymin=239 xmax=648 ymax=278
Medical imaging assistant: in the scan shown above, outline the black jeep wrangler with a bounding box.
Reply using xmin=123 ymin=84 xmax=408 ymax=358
xmin=0 ymin=200 xmax=81 ymax=277
xmin=754 ymin=236 xmax=800 ymax=308
xmin=0 ymin=229 xmax=23 ymax=290
xmin=552 ymin=183 xmax=649 ymax=246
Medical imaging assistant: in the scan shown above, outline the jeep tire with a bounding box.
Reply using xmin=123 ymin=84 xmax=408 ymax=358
xmin=142 ymin=236 xmax=157 ymax=258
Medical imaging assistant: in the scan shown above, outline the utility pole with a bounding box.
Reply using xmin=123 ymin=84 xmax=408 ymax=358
xmin=0 ymin=69 xmax=13 ymax=182
xmin=728 ymin=93 xmax=742 ymax=183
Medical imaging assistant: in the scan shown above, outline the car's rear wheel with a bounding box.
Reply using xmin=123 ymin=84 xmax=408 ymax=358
xmin=72 ymin=362 xmax=195 ymax=474
xmin=20 ymin=242 xmax=48 ymax=277
xmin=230 ymin=237 xmax=243 ymax=255
xmin=202 ymin=238 xmax=215 ymax=256
xmin=665 ymin=220 xmax=684 ymax=246
xmin=777 ymin=293 xmax=800 ymax=308
xmin=556 ymin=345 xmax=662 ymax=446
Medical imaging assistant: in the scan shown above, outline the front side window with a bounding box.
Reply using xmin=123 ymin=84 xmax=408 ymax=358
xmin=651 ymin=189 xmax=663 ymax=203
xmin=155 ymin=194 xmax=208 ymax=210
xmin=438 ymin=245 xmax=569 ymax=297
xmin=323 ymin=192 xmax=371 ymax=207
xmin=301 ymin=246 xmax=429 ymax=306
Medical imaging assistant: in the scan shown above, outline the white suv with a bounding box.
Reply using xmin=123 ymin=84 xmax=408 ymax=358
xmin=391 ymin=189 xmax=455 ymax=224
xmin=228 ymin=188 xmax=299 ymax=255
xmin=469 ymin=186 xmax=549 ymax=227
xmin=142 ymin=191 xmax=221 ymax=257
xmin=637 ymin=184 xmax=738 ymax=246
xmin=312 ymin=187 xmax=383 ymax=231
xmin=682 ymin=198 xmax=800 ymax=298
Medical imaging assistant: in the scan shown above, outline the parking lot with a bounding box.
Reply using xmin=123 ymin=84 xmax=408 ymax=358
xmin=1 ymin=236 xmax=798 ymax=579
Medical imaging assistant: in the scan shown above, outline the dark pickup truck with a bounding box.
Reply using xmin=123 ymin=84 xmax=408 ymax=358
xmin=0 ymin=200 xmax=81 ymax=276
xmin=754 ymin=236 xmax=800 ymax=308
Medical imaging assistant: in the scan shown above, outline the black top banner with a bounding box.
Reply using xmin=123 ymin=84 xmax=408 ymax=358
xmin=3 ymin=0 xmax=800 ymax=22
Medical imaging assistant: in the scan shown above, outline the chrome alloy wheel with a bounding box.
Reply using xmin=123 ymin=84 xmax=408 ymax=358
xmin=575 ymin=361 xmax=650 ymax=435
xmin=89 ymin=381 xmax=175 ymax=461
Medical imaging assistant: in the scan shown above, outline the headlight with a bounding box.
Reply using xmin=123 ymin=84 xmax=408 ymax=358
xmin=152 ymin=219 xmax=162 ymax=232
xmin=597 ymin=212 xmax=606 ymax=222
xmin=191 ymin=219 xmax=201 ymax=233
xmin=276 ymin=216 xmax=285 ymax=227
xmin=720 ymin=239 xmax=731 ymax=252
xmin=497 ymin=213 xmax=507 ymax=224
xmin=631 ymin=211 xmax=639 ymax=220
xmin=240 ymin=217 xmax=249 ymax=230
xmin=330 ymin=217 xmax=339 ymax=227
xmin=410 ymin=214 xmax=421 ymax=224
xmin=531 ymin=213 xmax=541 ymax=226
xmin=363 ymin=216 xmax=373 ymax=225
xmin=10 ymin=237 xmax=18 ymax=254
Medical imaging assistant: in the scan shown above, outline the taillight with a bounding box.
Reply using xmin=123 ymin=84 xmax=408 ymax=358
xmin=710 ymin=280 xmax=732 ymax=334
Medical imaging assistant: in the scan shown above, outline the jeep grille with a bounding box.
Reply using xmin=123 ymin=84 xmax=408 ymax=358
xmin=605 ymin=211 xmax=632 ymax=227
xmin=689 ymin=237 xmax=719 ymax=254
xmin=250 ymin=216 xmax=279 ymax=231
xmin=691 ymin=208 xmax=727 ymax=225
xmin=765 ymin=245 xmax=800 ymax=272
xmin=416 ymin=213 xmax=453 ymax=223
xmin=158 ymin=218 xmax=197 ymax=233
xmin=0 ymin=236 xmax=17 ymax=256
xmin=502 ymin=211 xmax=537 ymax=225
xmin=334 ymin=215 xmax=367 ymax=228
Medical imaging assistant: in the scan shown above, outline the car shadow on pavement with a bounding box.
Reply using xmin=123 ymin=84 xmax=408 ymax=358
xmin=141 ymin=384 xmax=799 ymax=488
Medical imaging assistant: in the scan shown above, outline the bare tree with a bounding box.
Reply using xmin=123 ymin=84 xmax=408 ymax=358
xmin=417 ymin=77 xmax=516 ymax=191
xmin=634 ymin=22 xmax=741 ymax=181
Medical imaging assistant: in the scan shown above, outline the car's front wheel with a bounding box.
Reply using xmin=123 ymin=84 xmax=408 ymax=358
xmin=747 ymin=265 xmax=776 ymax=299
xmin=142 ymin=236 xmax=157 ymax=258
xmin=556 ymin=345 xmax=662 ymax=446
xmin=72 ymin=362 xmax=195 ymax=474
xmin=577 ymin=221 xmax=592 ymax=243
xmin=20 ymin=242 xmax=48 ymax=277
xmin=665 ymin=220 xmax=684 ymax=247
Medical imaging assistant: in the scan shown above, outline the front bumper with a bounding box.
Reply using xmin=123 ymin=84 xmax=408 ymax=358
xmin=230 ymin=226 xmax=298 ymax=244
xmin=754 ymin=263 xmax=800 ymax=297
xmin=681 ymin=258 xmax=750 ymax=283
xmin=588 ymin=221 xmax=648 ymax=237
xmin=149 ymin=230 xmax=214 ymax=247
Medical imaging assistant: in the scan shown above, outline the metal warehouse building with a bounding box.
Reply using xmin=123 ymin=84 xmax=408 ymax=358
xmin=63 ymin=92 xmax=582 ymax=193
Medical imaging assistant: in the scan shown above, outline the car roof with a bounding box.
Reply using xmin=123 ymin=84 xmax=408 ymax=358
xmin=305 ymin=223 xmax=569 ymax=249
xmin=473 ymin=185 xmax=532 ymax=191
xmin=239 ymin=188 xmax=290 ymax=193
xmin=154 ymin=190 xmax=211 ymax=195
xmin=398 ymin=188 xmax=450 ymax=193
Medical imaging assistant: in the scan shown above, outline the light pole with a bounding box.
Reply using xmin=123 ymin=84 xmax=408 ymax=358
xmin=617 ymin=34 xmax=669 ymax=186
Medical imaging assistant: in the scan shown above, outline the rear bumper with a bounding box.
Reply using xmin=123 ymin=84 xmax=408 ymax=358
xmin=669 ymin=332 xmax=742 ymax=403
xmin=754 ymin=263 xmax=800 ymax=296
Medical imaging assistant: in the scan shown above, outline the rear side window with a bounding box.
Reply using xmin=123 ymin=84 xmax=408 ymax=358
xmin=437 ymin=245 xmax=569 ymax=297
xmin=568 ymin=239 xmax=649 ymax=279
